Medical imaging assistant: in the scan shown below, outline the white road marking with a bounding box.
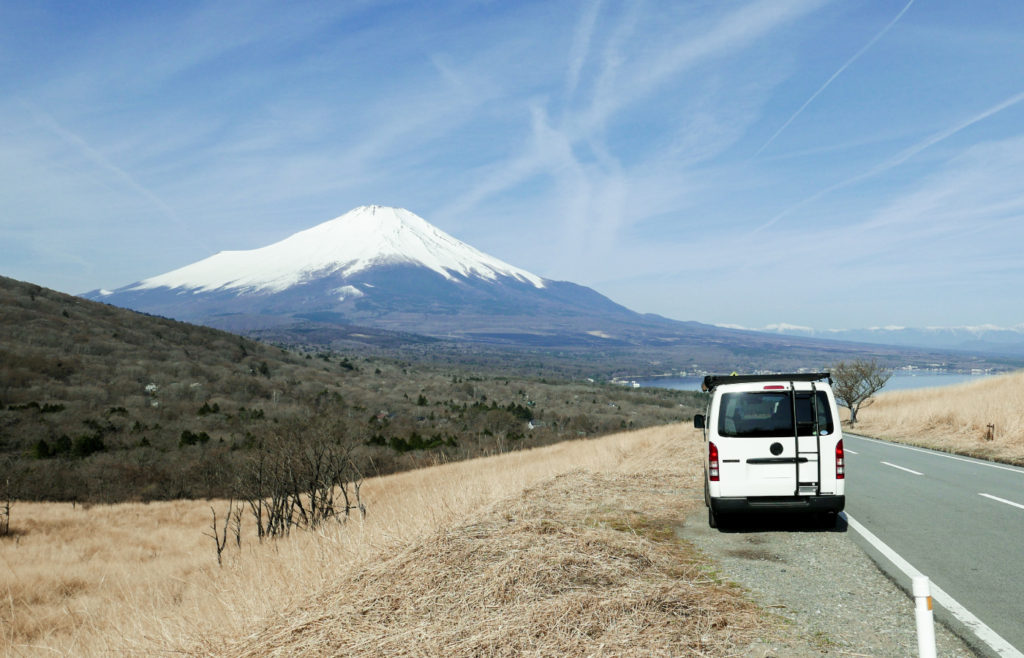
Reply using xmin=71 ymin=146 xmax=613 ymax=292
xmin=847 ymin=434 xmax=1024 ymax=475
xmin=844 ymin=513 xmax=1024 ymax=657
xmin=882 ymin=461 xmax=923 ymax=476
xmin=846 ymin=449 xmax=859 ymax=455
xmin=980 ymin=493 xmax=1024 ymax=511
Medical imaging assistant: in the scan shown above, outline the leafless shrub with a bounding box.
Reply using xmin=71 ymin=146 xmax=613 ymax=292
xmin=241 ymin=415 xmax=365 ymax=541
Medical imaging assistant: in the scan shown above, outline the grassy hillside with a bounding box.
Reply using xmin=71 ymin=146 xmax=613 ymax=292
xmin=0 ymin=276 xmax=703 ymax=502
xmin=848 ymin=369 xmax=1024 ymax=464
xmin=3 ymin=425 xmax=792 ymax=656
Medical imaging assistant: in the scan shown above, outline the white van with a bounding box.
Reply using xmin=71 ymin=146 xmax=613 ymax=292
xmin=693 ymin=373 xmax=845 ymax=528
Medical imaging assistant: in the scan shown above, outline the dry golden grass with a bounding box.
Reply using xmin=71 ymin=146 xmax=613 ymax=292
xmin=1 ymin=498 xmax=214 ymax=654
xmin=7 ymin=425 xmax=772 ymax=656
xmin=849 ymin=369 xmax=1024 ymax=465
xmin=213 ymin=470 xmax=767 ymax=657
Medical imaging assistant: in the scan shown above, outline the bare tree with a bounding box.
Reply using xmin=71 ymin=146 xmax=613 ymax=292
xmin=230 ymin=504 xmax=243 ymax=549
xmin=337 ymin=458 xmax=366 ymax=523
xmin=240 ymin=414 xmax=365 ymax=541
xmin=831 ymin=359 xmax=892 ymax=426
xmin=1 ymin=477 xmax=10 ymax=537
xmin=205 ymin=499 xmax=233 ymax=566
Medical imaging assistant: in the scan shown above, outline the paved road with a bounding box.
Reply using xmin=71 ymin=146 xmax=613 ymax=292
xmin=844 ymin=433 xmax=1024 ymax=656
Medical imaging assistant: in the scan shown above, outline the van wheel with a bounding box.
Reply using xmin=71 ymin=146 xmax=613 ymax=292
xmin=704 ymin=481 xmax=718 ymax=528
xmin=819 ymin=511 xmax=837 ymax=529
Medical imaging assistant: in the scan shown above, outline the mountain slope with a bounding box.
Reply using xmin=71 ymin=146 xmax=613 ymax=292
xmin=83 ymin=205 xmax=691 ymax=344
xmin=80 ymin=206 xmax=1020 ymax=371
xmin=753 ymin=324 xmax=1024 ymax=356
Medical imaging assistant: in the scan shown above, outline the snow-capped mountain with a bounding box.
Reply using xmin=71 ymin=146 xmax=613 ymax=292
xmin=83 ymin=206 xmax=674 ymax=345
xmin=129 ymin=206 xmax=545 ymax=295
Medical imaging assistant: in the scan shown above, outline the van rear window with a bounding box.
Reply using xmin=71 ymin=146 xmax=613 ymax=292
xmin=717 ymin=391 xmax=834 ymax=438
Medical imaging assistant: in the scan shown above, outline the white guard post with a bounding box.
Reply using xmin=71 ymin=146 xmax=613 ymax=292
xmin=913 ymin=575 xmax=937 ymax=658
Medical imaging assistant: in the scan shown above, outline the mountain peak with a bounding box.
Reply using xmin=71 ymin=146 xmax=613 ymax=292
xmin=132 ymin=206 xmax=545 ymax=294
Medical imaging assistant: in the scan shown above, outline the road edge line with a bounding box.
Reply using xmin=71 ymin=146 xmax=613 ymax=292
xmin=843 ymin=512 xmax=1023 ymax=657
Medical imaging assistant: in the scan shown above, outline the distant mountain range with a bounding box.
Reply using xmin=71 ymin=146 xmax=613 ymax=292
xmin=81 ymin=205 xmax=1019 ymax=371
xmin=732 ymin=324 xmax=1024 ymax=357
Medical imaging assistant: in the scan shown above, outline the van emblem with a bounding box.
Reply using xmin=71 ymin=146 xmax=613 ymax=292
xmin=770 ymin=442 xmax=784 ymax=456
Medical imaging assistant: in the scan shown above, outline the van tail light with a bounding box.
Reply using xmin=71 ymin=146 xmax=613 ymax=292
xmin=836 ymin=439 xmax=845 ymax=479
xmin=709 ymin=441 xmax=720 ymax=481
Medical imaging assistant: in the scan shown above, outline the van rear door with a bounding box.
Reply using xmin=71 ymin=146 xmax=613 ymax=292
xmin=714 ymin=386 xmax=835 ymax=497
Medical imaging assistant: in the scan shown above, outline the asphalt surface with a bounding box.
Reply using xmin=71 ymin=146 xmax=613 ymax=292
xmin=844 ymin=433 xmax=1024 ymax=656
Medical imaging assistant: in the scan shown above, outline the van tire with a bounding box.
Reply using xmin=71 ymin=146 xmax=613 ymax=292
xmin=819 ymin=511 xmax=838 ymax=529
xmin=704 ymin=483 xmax=720 ymax=532
xmin=704 ymin=480 xmax=718 ymax=528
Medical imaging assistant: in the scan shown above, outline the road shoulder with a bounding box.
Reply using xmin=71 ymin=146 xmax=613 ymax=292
xmin=678 ymin=510 xmax=976 ymax=656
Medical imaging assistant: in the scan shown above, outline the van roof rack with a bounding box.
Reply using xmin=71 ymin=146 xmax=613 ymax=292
xmin=701 ymin=372 xmax=832 ymax=392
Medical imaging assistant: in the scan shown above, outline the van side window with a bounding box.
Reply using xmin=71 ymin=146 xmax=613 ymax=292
xmin=718 ymin=391 xmax=833 ymax=438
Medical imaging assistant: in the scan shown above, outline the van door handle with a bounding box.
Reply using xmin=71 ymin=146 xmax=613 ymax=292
xmin=746 ymin=457 xmax=809 ymax=464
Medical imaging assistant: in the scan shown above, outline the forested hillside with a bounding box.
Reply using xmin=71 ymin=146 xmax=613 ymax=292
xmin=0 ymin=276 xmax=702 ymax=502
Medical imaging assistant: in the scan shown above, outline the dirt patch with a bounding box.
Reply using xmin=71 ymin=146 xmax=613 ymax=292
xmin=726 ymin=548 xmax=785 ymax=563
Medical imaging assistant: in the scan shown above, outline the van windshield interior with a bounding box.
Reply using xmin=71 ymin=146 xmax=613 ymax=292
xmin=717 ymin=391 xmax=834 ymax=438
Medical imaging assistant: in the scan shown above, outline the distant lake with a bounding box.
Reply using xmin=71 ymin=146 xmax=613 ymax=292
xmin=630 ymin=372 xmax=992 ymax=393
xmin=876 ymin=373 xmax=990 ymax=393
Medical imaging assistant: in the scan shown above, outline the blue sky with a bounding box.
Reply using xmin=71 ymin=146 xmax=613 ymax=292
xmin=3 ymin=0 xmax=1024 ymax=331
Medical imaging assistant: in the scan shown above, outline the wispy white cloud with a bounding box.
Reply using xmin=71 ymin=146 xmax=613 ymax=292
xmin=753 ymin=0 xmax=916 ymax=157
xmin=564 ymin=0 xmax=603 ymax=101
xmin=43 ymin=2 xmax=366 ymax=101
xmin=15 ymin=99 xmax=206 ymax=244
xmin=753 ymin=88 xmax=1024 ymax=234
xmin=577 ymin=0 xmax=827 ymax=136
xmin=443 ymin=0 xmax=829 ymax=254
xmin=859 ymin=134 xmax=1024 ymax=243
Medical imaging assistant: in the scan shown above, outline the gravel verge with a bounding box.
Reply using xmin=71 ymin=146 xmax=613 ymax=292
xmin=679 ymin=510 xmax=976 ymax=656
